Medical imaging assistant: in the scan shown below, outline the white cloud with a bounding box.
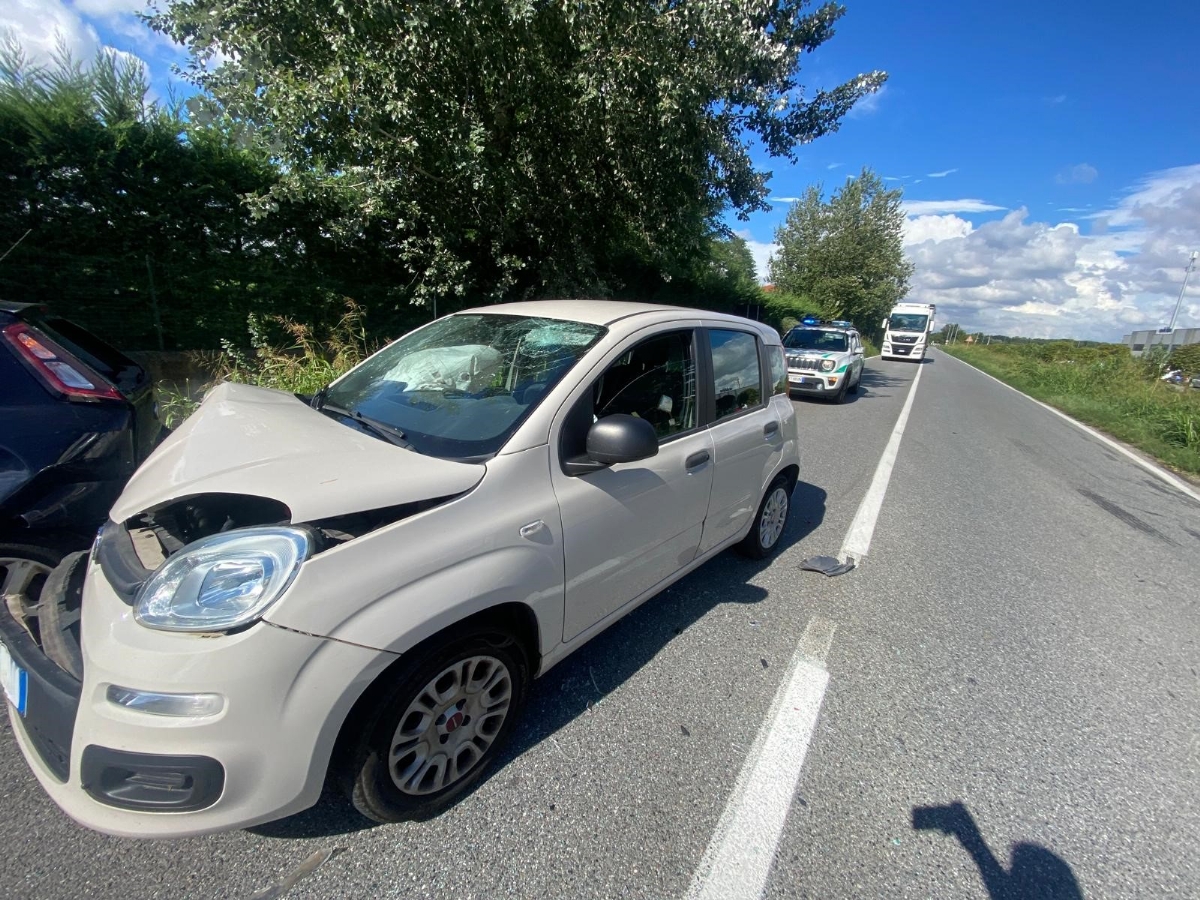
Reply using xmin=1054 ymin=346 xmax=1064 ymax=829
xmin=826 ymin=163 xmax=842 ymax=170
xmin=903 ymin=214 xmax=974 ymax=246
xmin=74 ymin=0 xmax=149 ymax=15
xmin=903 ymin=165 xmax=1200 ymax=340
xmin=769 ymin=197 xmax=800 ymax=204
xmin=902 ymin=199 xmax=1007 ymax=216
xmin=848 ymin=84 xmax=887 ymax=119
xmin=736 ymin=230 xmax=778 ymax=284
xmin=1 ymin=0 xmax=102 ymax=62
xmin=1056 ymin=163 xmax=1098 ymax=185
xmin=1045 ymin=94 xmax=1067 ymax=105
xmin=1 ymin=0 xmax=173 ymax=69
xmin=927 ymin=169 xmax=959 ymax=178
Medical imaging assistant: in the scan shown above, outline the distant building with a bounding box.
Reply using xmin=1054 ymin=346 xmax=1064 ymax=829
xmin=1122 ymin=327 xmax=1200 ymax=357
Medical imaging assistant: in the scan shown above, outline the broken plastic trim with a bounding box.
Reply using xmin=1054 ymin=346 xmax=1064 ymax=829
xmin=799 ymin=555 xmax=856 ymax=577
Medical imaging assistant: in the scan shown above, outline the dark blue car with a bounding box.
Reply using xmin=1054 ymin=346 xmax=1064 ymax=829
xmin=1 ymin=301 xmax=161 ymax=645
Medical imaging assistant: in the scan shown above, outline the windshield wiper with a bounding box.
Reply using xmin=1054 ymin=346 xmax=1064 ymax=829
xmin=311 ymin=389 xmax=417 ymax=452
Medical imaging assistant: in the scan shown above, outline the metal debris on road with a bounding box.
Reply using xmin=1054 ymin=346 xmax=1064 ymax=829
xmin=800 ymin=555 xmax=856 ymax=577
xmin=248 ymin=847 xmax=339 ymax=900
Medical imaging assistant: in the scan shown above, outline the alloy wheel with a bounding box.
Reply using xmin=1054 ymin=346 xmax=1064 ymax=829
xmin=1 ymin=556 xmax=53 ymax=625
xmin=388 ymin=655 xmax=514 ymax=795
xmin=758 ymin=486 xmax=789 ymax=550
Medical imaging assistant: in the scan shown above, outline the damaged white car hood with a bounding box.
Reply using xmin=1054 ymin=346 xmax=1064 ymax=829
xmin=110 ymin=382 xmax=485 ymax=523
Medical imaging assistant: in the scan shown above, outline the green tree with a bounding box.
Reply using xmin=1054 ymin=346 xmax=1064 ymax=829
xmin=1168 ymin=343 xmax=1200 ymax=376
xmin=0 ymin=40 xmax=430 ymax=348
xmin=150 ymin=0 xmax=885 ymax=309
xmin=768 ymin=168 xmax=912 ymax=336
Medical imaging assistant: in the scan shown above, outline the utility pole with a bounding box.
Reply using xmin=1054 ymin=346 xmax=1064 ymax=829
xmin=1167 ymin=250 xmax=1197 ymax=333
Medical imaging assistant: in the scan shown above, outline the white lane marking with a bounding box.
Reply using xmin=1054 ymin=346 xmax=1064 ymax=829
xmin=838 ymin=362 xmax=925 ymax=563
xmin=937 ymin=350 xmax=1200 ymax=503
xmin=685 ymin=617 xmax=836 ymax=900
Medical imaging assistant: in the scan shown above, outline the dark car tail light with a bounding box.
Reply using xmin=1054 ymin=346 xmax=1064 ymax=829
xmin=2 ymin=323 xmax=123 ymax=402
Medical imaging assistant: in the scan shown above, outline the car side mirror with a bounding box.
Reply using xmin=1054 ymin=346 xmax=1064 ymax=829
xmin=881 ymin=318 xmax=889 ymax=330
xmin=563 ymin=414 xmax=658 ymax=476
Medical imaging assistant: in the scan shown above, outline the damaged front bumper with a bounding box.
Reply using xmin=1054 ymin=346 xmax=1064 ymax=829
xmin=2 ymin=547 xmax=390 ymax=838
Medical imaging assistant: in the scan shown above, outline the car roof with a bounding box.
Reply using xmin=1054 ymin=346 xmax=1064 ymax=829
xmin=787 ymin=324 xmax=858 ymax=336
xmin=0 ymin=300 xmax=45 ymax=317
xmin=456 ymin=299 xmax=781 ymax=342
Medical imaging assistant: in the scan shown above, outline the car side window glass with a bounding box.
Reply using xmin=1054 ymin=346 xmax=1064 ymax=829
xmin=591 ymin=330 xmax=698 ymax=442
xmin=709 ymin=329 xmax=763 ymax=420
xmin=768 ymin=345 xmax=787 ymax=395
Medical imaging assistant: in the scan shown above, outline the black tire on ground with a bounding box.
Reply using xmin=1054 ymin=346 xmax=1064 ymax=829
xmin=338 ymin=624 xmax=531 ymax=823
xmin=736 ymin=475 xmax=792 ymax=560
xmin=41 ymin=551 xmax=88 ymax=680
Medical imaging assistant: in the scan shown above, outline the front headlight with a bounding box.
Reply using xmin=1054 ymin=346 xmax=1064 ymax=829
xmin=820 ymin=359 xmax=836 ymax=372
xmin=134 ymin=526 xmax=312 ymax=633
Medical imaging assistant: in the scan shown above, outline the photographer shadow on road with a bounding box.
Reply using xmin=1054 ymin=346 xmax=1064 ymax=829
xmin=251 ymin=481 xmax=828 ymax=839
xmin=912 ymin=801 xmax=1083 ymax=900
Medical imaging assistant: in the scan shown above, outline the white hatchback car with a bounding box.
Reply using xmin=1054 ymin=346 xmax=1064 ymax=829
xmin=1 ymin=301 xmax=800 ymax=837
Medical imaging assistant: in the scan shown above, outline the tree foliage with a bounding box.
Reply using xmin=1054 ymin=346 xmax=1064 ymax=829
xmin=0 ymin=40 xmax=433 ymax=347
xmin=150 ymin=0 xmax=885 ymax=307
xmin=1168 ymin=343 xmax=1200 ymax=376
xmin=769 ymin=167 xmax=912 ymax=335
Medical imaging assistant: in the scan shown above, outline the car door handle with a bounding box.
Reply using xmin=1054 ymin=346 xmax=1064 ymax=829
xmin=519 ymin=520 xmax=546 ymax=539
xmin=685 ymin=451 xmax=710 ymax=469
xmin=763 ymin=421 xmax=779 ymax=437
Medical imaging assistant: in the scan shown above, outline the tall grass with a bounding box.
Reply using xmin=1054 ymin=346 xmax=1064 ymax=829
xmin=943 ymin=342 xmax=1200 ymax=476
xmin=156 ymin=300 xmax=374 ymax=427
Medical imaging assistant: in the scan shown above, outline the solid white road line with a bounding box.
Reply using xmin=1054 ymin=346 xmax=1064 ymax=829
xmin=936 ymin=349 xmax=1200 ymax=503
xmin=838 ymin=362 xmax=925 ymax=563
xmin=685 ymin=616 xmax=836 ymax=900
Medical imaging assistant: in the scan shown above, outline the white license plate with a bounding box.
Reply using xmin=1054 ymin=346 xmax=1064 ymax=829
xmin=0 ymin=638 xmax=28 ymax=716
xmin=790 ymin=376 xmax=818 ymax=386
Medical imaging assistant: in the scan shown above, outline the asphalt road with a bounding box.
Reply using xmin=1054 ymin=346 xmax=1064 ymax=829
xmin=2 ymin=350 xmax=1197 ymax=899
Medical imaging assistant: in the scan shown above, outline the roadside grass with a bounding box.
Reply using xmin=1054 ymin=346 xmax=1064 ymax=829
xmin=155 ymin=301 xmax=373 ymax=428
xmin=862 ymin=335 xmax=880 ymax=357
xmin=941 ymin=343 xmax=1200 ymax=477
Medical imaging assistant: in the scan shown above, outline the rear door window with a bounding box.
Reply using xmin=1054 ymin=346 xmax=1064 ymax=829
xmin=708 ymin=329 xmax=763 ymax=421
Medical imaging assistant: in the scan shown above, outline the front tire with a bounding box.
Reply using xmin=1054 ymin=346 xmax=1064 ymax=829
xmin=339 ymin=625 xmax=530 ymax=823
xmin=830 ymin=374 xmax=850 ymax=404
xmin=737 ymin=476 xmax=791 ymax=559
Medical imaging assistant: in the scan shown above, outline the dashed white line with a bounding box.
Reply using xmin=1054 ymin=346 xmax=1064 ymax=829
xmin=686 ymin=363 xmax=925 ymax=899
xmin=684 ymin=616 xmax=836 ymax=900
xmin=838 ymin=360 xmax=925 ymax=563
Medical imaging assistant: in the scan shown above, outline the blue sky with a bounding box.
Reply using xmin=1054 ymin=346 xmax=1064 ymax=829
xmin=733 ymin=0 xmax=1200 ymax=340
xmin=4 ymin=0 xmax=1199 ymax=340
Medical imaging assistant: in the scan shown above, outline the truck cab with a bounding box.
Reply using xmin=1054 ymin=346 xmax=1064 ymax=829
xmin=881 ymin=303 xmax=936 ymax=361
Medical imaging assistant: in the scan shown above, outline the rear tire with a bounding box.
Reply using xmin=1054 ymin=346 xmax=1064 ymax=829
xmin=737 ymin=476 xmax=791 ymax=559
xmin=338 ymin=624 xmax=531 ymax=823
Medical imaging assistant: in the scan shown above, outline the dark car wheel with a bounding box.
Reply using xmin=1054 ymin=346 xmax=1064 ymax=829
xmin=737 ymin=476 xmax=791 ymax=560
xmin=0 ymin=541 xmax=66 ymax=631
xmin=339 ymin=625 xmax=531 ymax=823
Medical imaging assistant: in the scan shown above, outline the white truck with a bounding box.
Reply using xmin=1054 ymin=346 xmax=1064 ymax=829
xmin=881 ymin=302 xmax=936 ymax=361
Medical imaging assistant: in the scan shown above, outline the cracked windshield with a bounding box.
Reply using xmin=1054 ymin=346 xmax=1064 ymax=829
xmin=0 ymin=1 xmax=1196 ymax=899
